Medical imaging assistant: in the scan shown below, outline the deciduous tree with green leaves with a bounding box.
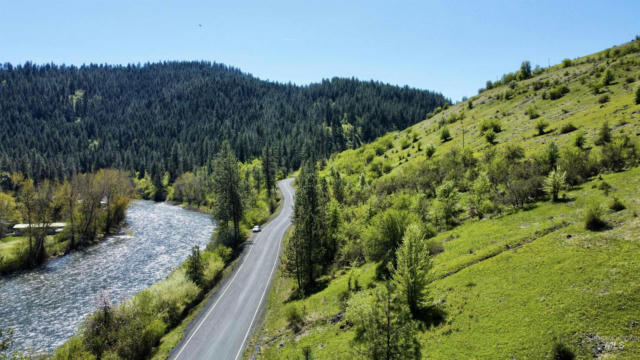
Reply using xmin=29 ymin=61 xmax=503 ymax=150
xmin=433 ymin=181 xmax=460 ymax=228
xmin=543 ymin=169 xmax=567 ymax=202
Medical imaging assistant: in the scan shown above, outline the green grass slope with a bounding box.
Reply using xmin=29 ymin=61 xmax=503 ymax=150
xmin=249 ymin=39 xmax=640 ymax=359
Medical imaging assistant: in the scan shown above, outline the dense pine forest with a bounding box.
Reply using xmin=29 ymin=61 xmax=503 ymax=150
xmin=0 ymin=61 xmax=446 ymax=182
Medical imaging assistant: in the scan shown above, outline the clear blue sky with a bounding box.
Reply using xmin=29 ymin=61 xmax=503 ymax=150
xmin=1 ymin=0 xmax=638 ymax=100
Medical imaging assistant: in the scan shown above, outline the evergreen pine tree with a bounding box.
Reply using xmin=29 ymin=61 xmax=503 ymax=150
xmin=211 ymin=142 xmax=244 ymax=245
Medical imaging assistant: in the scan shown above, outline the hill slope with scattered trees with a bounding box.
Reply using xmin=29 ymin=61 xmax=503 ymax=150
xmin=249 ymin=38 xmax=640 ymax=359
xmin=0 ymin=62 xmax=446 ymax=182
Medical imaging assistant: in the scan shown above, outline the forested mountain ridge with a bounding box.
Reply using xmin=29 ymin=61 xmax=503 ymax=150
xmin=0 ymin=61 xmax=446 ymax=182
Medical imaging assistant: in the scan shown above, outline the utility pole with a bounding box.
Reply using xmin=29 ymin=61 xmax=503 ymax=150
xmin=462 ymin=116 xmax=465 ymax=149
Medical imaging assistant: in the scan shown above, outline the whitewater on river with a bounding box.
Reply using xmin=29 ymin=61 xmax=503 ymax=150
xmin=0 ymin=200 xmax=215 ymax=353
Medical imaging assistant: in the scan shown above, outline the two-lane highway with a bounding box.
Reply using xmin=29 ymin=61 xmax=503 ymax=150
xmin=170 ymin=178 xmax=295 ymax=360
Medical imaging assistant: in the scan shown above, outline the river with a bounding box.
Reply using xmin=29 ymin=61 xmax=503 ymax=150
xmin=0 ymin=200 xmax=215 ymax=353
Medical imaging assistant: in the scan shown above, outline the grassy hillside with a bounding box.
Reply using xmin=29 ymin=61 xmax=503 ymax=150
xmin=247 ymin=39 xmax=640 ymax=359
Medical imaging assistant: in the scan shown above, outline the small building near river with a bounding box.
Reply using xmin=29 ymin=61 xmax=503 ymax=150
xmin=13 ymin=222 xmax=67 ymax=236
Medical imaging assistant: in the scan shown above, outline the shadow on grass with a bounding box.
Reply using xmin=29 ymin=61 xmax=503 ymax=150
xmin=585 ymin=221 xmax=612 ymax=232
xmin=285 ymin=278 xmax=330 ymax=303
xmin=415 ymin=305 xmax=447 ymax=329
xmin=555 ymin=196 xmax=576 ymax=203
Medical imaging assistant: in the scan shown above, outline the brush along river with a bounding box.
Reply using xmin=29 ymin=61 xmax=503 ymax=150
xmin=0 ymin=200 xmax=215 ymax=353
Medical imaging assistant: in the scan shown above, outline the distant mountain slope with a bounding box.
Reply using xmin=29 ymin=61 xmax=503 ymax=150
xmin=0 ymin=61 xmax=446 ymax=181
xmin=250 ymin=39 xmax=640 ymax=359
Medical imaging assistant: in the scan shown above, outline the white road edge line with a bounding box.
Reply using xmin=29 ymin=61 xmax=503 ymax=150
xmin=173 ymin=180 xmax=292 ymax=360
xmin=173 ymin=226 xmax=260 ymax=360
xmin=233 ymin=187 xmax=290 ymax=360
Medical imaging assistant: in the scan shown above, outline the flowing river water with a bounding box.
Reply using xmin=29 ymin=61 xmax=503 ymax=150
xmin=0 ymin=200 xmax=215 ymax=353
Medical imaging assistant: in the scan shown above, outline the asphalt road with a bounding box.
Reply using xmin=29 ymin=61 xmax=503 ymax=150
xmin=169 ymin=178 xmax=295 ymax=360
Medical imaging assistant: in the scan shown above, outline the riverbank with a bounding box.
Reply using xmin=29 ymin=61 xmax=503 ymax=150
xmin=0 ymin=235 xmax=68 ymax=274
xmin=0 ymin=205 xmax=130 ymax=276
xmin=150 ymin=187 xmax=285 ymax=359
xmin=50 ymin=190 xmax=282 ymax=359
xmin=0 ymin=200 xmax=215 ymax=354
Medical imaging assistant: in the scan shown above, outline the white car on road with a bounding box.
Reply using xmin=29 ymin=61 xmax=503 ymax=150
xmin=252 ymin=225 xmax=262 ymax=232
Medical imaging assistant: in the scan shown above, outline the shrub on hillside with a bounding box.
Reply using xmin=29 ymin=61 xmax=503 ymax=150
xmin=369 ymin=158 xmax=384 ymax=177
xmin=480 ymin=118 xmax=502 ymax=133
xmin=585 ymin=204 xmax=607 ymax=230
xmin=599 ymin=136 xmax=639 ymax=171
xmin=532 ymin=80 xmax=545 ymax=91
xmin=543 ymin=142 xmax=560 ymax=171
xmin=440 ymin=127 xmax=452 ymax=142
xmin=552 ymin=343 xmax=576 ymax=360
xmin=400 ymin=138 xmax=411 ymax=150
xmin=467 ymin=172 xmax=493 ymax=219
xmin=446 ymin=111 xmax=464 ymax=124
xmin=560 ymin=123 xmax=577 ymax=134
xmin=589 ymin=81 xmax=603 ymax=95
xmin=364 ymin=149 xmax=376 ymax=163
xmin=426 ymin=239 xmax=445 ymax=256
xmin=382 ymin=137 xmax=394 ymax=150
xmin=609 ymin=197 xmax=626 ymax=211
xmin=364 ymin=208 xmax=416 ymax=269
xmin=601 ymin=68 xmax=615 ymax=86
xmin=535 ymin=119 xmax=549 ymax=136
xmin=594 ymin=121 xmax=611 ymax=146
xmin=425 ymin=144 xmax=436 ymax=158
xmin=597 ymin=94 xmax=610 ymax=104
xmin=503 ymin=89 xmax=515 ymax=100
xmin=285 ymin=304 xmax=305 ymax=333
xmin=574 ymin=131 xmax=586 ymax=149
xmin=599 ymin=139 xmax=626 ymax=171
xmin=549 ymin=85 xmax=569 ymax=100
xmin=561 ymin=58 xmax=573 ymax=68
xmin=636 ymin=86 xmax=640 ymax=105
xmin=525 ymin=105 xmax=540 ymax=119
xmin=598 ymin=181 xmax=612 ymax=195
xmin=559 ymin=147 xmax=592 ymax=186
xmin=433 ymin=181 xmax=461 ymax=228
xmin=503 ymin=143 xmax=526 ymax=161
xmin=485 ymin=129 xmax=497 ymax=145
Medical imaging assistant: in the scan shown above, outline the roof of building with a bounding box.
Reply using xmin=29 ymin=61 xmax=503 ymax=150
xmin=13 ymin=222 xmax=67 ymax=229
